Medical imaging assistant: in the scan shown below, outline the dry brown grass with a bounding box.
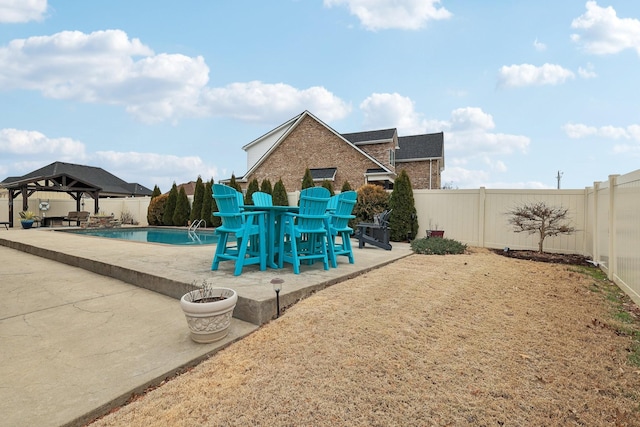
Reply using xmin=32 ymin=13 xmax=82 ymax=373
xmin=90 ymin=248 xmax=640 ymax=426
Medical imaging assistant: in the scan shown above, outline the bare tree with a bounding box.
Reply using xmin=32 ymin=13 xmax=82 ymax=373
xmin=507 ymin=202 xmax=576 ymax=253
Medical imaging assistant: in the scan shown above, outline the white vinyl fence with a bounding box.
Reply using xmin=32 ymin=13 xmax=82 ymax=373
xmin=2 ymin=169 xmax=639 ymax=304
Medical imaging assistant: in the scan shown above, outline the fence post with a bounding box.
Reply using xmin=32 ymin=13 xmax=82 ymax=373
xmin=478 ymin=187 xmax=486 ymax=248
xmin=591 ymin=182 xmax=599 ymax=264
xmin=608 ymin=174 xmax=619 ymax=281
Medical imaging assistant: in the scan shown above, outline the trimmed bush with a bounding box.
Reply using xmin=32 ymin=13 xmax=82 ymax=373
xmin=273 ymin=178 xmax=289 ymax=206
xmin=229 ymin=174 xmax=242 ymax=192
xmin=245 ymin=178 xmax=259 ymax=205
xmin=147 ymin=193 xmax=168 ymax=225
xmin=389 ymin=169 xmax=419 ymax=241
xmin=341 ymin=181 xmax=352 ymax=192
xmin=190 ymin=176 xmax=204 ymax=222
xmin=411 ymin=237 xmax=467 ymax=255
xmin=260 ymin=179 xmax=273 ymax=195
xmin=353 ymin=184 xmax=389 ymax=225
xmin=301 ymin=168 xmax=314 ymax=190
xmin=162 ymin=183 xmax=178 ymax=226
xmin=173 ymin=186 xmax=191 ymax=226
xmin=150 ymin=185 xmax=161 ymax=199
xmin=321 ymin=179 xmax=335 ymax=196
xmin=201 ymin=179 xmax=220 ymax=227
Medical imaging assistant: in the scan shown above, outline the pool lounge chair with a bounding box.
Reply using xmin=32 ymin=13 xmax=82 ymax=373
xmin=63 ymin=211 xmax=90 ymax=226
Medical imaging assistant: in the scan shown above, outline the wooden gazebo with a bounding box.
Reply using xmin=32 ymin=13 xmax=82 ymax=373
xmin=1 ymin=161 xmax=152 ymax=228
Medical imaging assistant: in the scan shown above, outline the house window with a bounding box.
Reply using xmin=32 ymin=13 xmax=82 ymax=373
xmin=389 ymin=149 xmax=395 ymax=166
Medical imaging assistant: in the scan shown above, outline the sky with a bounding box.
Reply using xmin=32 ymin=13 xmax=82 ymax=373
xmin=0 ymin=0 xmax=639 ymax=192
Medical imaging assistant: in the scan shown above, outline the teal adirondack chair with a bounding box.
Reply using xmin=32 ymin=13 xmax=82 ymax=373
xmin=326 ymin=191 xmax=357 ymax=267
xmin=252 ymin=192 xmax=273 ymax=206
xmin=236 ymin=191 xmax=245 ymax=211
xmin=326 ymin=194 xmax=339 ymax=212
xmin=211 ymin=184 xmax=267 ymax=276
xmin=278 ymin=187 xmax=331 ymax=274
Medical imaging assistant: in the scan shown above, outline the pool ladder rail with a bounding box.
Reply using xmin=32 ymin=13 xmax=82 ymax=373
xmin=188 ymin=219 xmax=206 ymax=232
xmin=188 ymin=219 xmax=206 ymax=243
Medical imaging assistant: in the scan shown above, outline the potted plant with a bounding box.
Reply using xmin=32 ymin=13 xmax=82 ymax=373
xmin=180 ymin=279 xmax=238 ymax=343
xmin=19 ymin=211 xmax=37 ymax=229
xmin=426 ymin=219 xmax=444 ymax=238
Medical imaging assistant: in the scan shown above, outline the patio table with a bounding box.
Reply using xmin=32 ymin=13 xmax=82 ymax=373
xmin=242 ymin=205 xmax=298 ymax=269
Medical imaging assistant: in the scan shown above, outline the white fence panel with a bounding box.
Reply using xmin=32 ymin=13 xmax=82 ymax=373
xmin=413 ymin=189 xmax=480 ymax=244
xmin=611 ymin=171 xmax=640 ymax=304
xmin=414 ymin=188 xmax=586 ymax=254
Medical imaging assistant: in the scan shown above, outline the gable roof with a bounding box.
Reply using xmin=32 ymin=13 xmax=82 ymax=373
xmin=396 ymin=132 xmax=444 ymax=161
xmin=238 ymin=110 xmax=393 ymax=181
xmin=1 ymin=161 xmax=152 ymax=196
xmin=341 ymin=128 xmax=397 ymax=145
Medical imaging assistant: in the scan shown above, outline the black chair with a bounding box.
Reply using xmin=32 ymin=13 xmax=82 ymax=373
xmin=355 ymin=210 xmax=392 ymax=251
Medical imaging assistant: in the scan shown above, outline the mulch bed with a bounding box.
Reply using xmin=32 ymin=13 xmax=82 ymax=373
xmin=493 ymin=248 xmax=594 ymax=267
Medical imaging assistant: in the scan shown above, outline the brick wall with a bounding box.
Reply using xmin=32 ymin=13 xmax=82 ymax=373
xmin=397 ymin=159 xmax=441 ymax=189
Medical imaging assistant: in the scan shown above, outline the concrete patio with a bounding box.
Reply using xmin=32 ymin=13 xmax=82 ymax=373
xmin=0 ymin=227 xmax=412 ymax=427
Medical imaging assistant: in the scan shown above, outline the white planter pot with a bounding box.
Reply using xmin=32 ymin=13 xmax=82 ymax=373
xmin=180 ymin=287 xmax=238 ymax=343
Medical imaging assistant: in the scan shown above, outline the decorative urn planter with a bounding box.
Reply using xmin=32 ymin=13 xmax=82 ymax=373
xmin=20 ymin=219 xmax=34 ymax=229
xmin=180 ymin=287 xmax=237 ymax=343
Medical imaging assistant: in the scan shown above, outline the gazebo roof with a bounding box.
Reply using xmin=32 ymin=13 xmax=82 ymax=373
xmin=1 ymin=161 xmax=152 ymax=197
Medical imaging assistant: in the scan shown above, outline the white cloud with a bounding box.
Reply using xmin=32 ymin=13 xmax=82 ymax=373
xmin=0 ymin=128 xmax=85 ymax=157
xmin=204 ymin=81 xmax=351 ymax=123
xmin=498 ymin=63 xmax=575 ymax=88
xmin=533 ymin=38 xmax=547 ymax=51
xmin=360 ymin=92 xmax=438 ymax=134
xmin=571 ymin=1 xmax=640 ymax=55
xmin=562 ymin=123 xmax=598 ymax=138
xmin=358 ymin=94 xmax=531 ymax=188
xmin=449 ymin=107 xmax=495 ymax=131
xmin=627 ymin=125 xmax=640 ymax=140
xmin=578 ymin=63 xmax=597 ymax=79
xmin=564 ymin=122 xmax=640 ymax=156
xmin=443 ymin=107 xmax=529 ymax=156
xmin=323 ymin=0 xmax=451 ymax=31
xmin=0 ymin=30 xmax=350 ymax=125
xmin=441 ymin=167 xmax=549 ymax=189
xmin=94 ymin=151 xmax=219 ymax=189
xmin=562 ymin=122 xmax=640 ymax=141
xmin=0 ymin=0 xmax=47 ymax=23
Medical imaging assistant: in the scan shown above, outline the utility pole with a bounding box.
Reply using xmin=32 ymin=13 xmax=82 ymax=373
xmin=556 ymin=170 xmax=563 ymax=189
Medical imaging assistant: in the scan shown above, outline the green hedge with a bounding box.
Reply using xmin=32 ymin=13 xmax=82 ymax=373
xmin=411 ymin=237 xmax=467 ymax=255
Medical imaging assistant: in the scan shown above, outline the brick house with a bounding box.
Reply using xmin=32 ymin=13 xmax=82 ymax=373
xmin=227 ymin=110 xmax=444 ymax=191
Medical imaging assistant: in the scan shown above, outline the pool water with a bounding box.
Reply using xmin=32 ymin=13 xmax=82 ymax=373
xmin=62 ymin=227 xmax=219 ymax=246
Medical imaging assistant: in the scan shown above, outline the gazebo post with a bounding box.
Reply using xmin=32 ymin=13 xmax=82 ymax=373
xmin=21 ymin=185 xmax=29 ymax=211
xmin=8 ymin=190 xmax=15 ymax=228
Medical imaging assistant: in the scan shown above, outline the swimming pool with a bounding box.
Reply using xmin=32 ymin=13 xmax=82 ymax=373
xmin=62 ymin=227 xmax=219 ymax=246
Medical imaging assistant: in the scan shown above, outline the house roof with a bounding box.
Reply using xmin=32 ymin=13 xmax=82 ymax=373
xmin=341 ymin=128 xmax=396 ymax=145
xmin=396 ymin=132 xmax=444 ymax=161
xmin=0 ymin=161 xmax=153 ymax=196
xmin=310 ymin=167 xmax=337 ymax=181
